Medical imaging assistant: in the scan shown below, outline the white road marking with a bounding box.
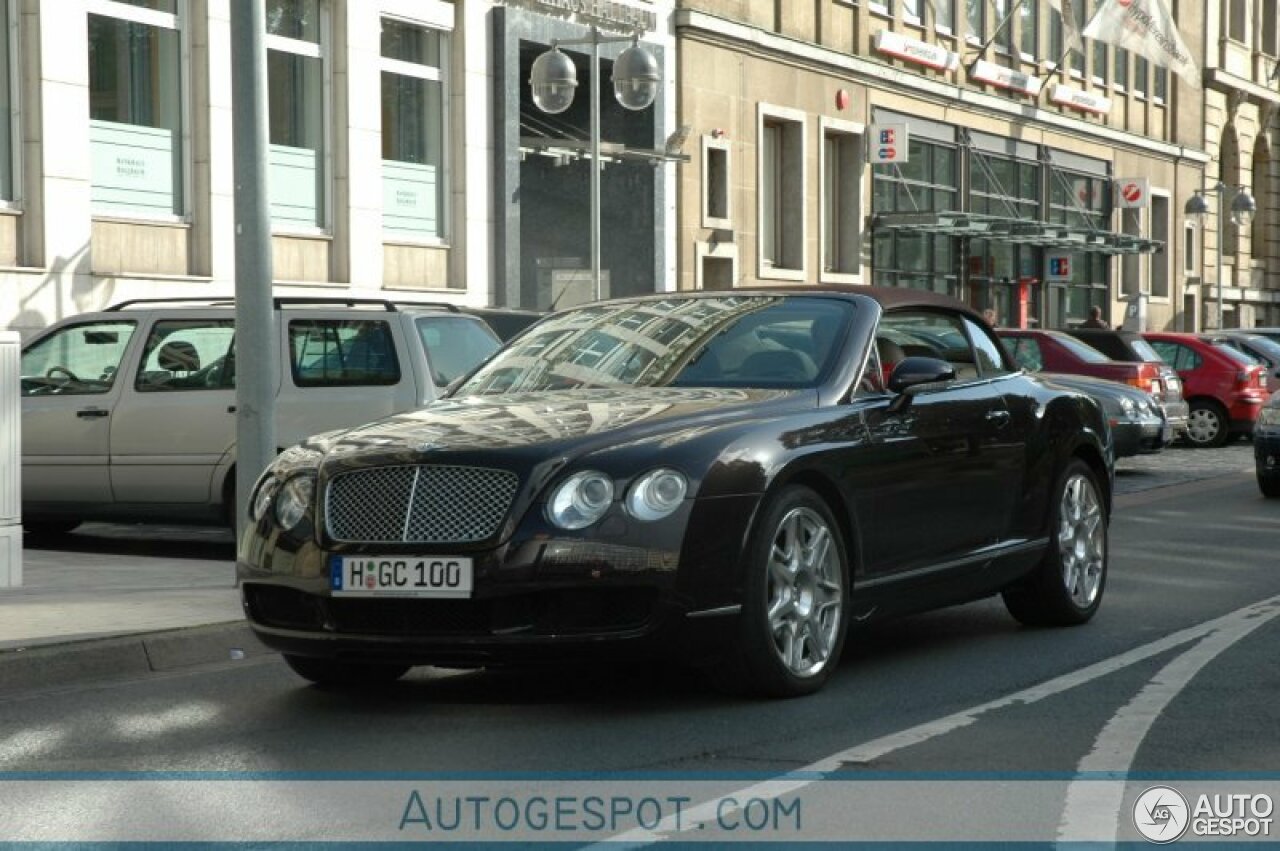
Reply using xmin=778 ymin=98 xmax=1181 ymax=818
xmin=1057 ymin=595 xmax=1280 ymax=842
xmin=592 ymin=593 xmax=1280 ymax=848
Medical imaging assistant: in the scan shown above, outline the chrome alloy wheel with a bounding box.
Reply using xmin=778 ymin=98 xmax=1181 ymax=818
xmin=1058 ymin=473 xmax=1105 ymax=608
xmin=1186 ymin=406 xmax=1222 ymax=445
xmin=765 ymin=507 xmax=843 ymax=678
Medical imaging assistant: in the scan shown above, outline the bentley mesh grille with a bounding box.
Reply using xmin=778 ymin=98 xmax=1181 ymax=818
xmin=325 ymin=465 xmax=519 ymax=543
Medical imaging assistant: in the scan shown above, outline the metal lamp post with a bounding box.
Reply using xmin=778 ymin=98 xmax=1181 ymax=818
xmin=1185 ymin=184 xmax=1256 ymax=330
xmin=530 ymin=30 xmax=660 ymax=302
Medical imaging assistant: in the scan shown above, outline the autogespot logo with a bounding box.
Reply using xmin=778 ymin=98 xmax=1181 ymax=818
xmin=1134 ymin=786 xmax=1190 ymax=843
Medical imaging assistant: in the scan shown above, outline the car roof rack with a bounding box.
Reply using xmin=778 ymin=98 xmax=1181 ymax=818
xmin=104 ymin=296 xmax=461 ymax=313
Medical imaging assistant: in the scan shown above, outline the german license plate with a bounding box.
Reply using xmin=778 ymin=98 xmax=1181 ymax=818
xmin=329 ymin=555 xmax=473 ymax=598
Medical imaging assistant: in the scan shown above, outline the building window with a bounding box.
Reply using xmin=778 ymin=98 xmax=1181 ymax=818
xmin=934 ymin=0 xmax=955 ymax=31
xmin=993 ymin=0 xmax=1013 ymax=53
xmin=87 ymin=0 xmax=183 ymax=217
xmin=1019 ymin=0 xmax=1037 ymax=58
xmin=965 ymin=0 xmax=984 ymax=43
xmin=1265 ymin=3 xmax=1279 ymax=56
xmin=1092 ymin=38 xmax=1107 ymax=84
xmin=1114 ymin=47 xmax=1128 ymax=89
xmin=1227 ymin=0 xmax=1246 ymax=43
xmin=759 ymin=108 xmax=805 ymax=277
xmin=267 ymin=0 xmax=326 ymax=230
xmin=822 ymin=126 xmax=863 ymax=277
xmin=1154 ymin=67 xmax=1167 ymax=101
xmin=381 ymin=18 xmax=447 ymax=241
xmin=903 ymin=0 xmax=922 ymax=23
xmin=1134 ymin=55 xmax=1148 ymax=98
xmin=1184 ymin=222 xmax=1197 ymax=275
xmin=872 ymin=137 xmax=959 ymax=295
xmin=1048 ymin=168 xmax=1110 ymax=322
xmin=1151 ymin=194 xmax=1169 ymax=298
xmin=701 ymin=135 xmax=731 ymax=230
xmin=968 ymin=150 xmax=1040 ymax=319
xmin=0 ymin=0 xmax=14 ymax=203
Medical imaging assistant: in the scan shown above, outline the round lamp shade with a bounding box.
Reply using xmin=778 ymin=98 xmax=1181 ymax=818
xmin=612 ymin=44 xmax=660 ymax=111
xmin=530 ymin=48 xmax=578 ymax=115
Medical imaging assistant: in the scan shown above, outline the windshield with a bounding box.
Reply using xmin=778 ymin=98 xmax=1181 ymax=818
xmin=415 ymin=316 xmax=501 ymax=387
xmin=1244 ymin=336 xmax=1280 ymax=365
xmin=455 ymin=296 xmax=854 ymax=395
xmin=1047 ymin=331 xmax=1112 ymax=364
xmin=1214 ymin=342 xmax=1261 ymax=367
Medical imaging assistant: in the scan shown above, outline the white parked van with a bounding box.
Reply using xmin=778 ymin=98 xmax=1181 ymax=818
xmin=19 ymin=297 xmax=503 ymax=533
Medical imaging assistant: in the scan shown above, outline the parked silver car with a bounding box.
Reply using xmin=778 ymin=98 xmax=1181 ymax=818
xmin=19 ymin=297 xmax=502 ymax=534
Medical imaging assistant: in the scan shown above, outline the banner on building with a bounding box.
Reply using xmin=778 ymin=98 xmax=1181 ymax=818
xmin=1115 ymin=178 xmax=1151 ymax=209
xmin=1082 ymin=0 xmax=1198 ymax=85
xmin=869 ymin=124 xmax=909 ymax=164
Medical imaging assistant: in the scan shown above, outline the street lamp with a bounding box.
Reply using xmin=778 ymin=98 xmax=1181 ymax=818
xmin=530 ymin=30 xmax=660 ymax=302
xmin=1185 ymin=183 xmax=1256 ymax=330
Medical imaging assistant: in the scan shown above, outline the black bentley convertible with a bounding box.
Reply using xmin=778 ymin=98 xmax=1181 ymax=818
xmin=238 ymin=287 xmax=1112 ymax=697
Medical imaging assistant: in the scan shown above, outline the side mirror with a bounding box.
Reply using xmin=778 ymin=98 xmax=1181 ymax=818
xmin=888 ymin=356 xmax=956 ymax=395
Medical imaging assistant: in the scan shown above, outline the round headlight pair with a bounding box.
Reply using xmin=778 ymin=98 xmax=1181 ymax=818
xmin=545 ymin=468 xmax=688 ymax=530
xmin=274 ymin=474 xmax=315 ymax=531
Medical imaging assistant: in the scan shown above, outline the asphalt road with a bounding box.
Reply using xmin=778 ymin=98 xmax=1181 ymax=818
xmin=3 ymin=443 xmax=1276 ymax=844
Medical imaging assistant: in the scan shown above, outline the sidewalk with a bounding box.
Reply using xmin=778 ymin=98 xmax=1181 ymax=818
xmin=0 ymin=523 xmax=264 ymax=693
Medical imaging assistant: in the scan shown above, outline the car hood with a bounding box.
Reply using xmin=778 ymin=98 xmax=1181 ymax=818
xmin=312 ymin=387 xmax=810 ymax=461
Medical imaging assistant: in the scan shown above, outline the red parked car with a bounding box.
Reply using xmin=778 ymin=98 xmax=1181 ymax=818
xmin=1142 ymin=332 xmax=1269 ymax=448
xmin=999 ymin=329 xmax=1165 ymax=390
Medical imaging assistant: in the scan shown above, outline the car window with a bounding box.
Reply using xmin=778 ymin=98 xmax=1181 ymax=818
xmin=20 ymin=320 xmax=137 ymax=396
xmin=289 ymin=319 xmax=401 ymax=387
xmin=457 ymin=295 xmax=854 ymax=393
xmin=1129 ymin=338 xmax=1162 ymax=362
xmin=135 ymin=320 xmax=236 ymax=392
xmin=1242 ymin=337 xmax=1280 ymax=366
xmin=1008 ymin=337 xmax=1044 ymax=372
xmin=963 ymin=318 xmax=1013 ymax=377
xmin=1050 ymin=332 xmax=1111 ymax=363
xmin=415 ymin=316 xmax=501 ymax=387
xmin=1149 ymin=341 xmax=1200 ymax=371
xmin=1214 ymin=342 xmax=1260 ymax=367
xmin=878 ymin=311 xmax=979 ymax=380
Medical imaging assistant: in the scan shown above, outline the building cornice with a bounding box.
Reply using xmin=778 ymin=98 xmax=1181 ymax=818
xmin=674 ymin=9 xmax=1211 ymax=165
xmin=1204 ymin=68 xmax=1280 ymax=107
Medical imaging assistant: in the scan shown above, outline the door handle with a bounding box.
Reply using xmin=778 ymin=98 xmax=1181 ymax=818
xmin=985 ymin=409 xmax=1011 ymax=427
xmin=76 ymin=408 xmax=109 ymax=419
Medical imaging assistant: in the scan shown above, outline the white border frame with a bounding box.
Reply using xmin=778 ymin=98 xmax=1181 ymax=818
xmin=818 ymin=115 xmax=865 ymax=285
xmin=1148 ymin=187 xmax=1172 ymax=302
xmin=0 ymin=0 xmax=21 ymax=210
xmin=756 ymin=102 xmax=806 ymax=282
xmin=694 ymin=239 xmax=738 ymax=291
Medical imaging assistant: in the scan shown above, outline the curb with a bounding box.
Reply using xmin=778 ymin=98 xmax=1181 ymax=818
xmin=0 ymin=621 xmax=274 ymax=695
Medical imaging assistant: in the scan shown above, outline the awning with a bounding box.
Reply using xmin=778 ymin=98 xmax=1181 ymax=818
xmin=518 ymin=105 xmax=691 ymax=166
xmin=871 ymin=211 xmax=1163 ymax=255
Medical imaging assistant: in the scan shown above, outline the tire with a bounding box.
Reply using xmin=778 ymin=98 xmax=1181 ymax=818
xmin=23 ymin=519 xmax=81 ymax=538
xmin=1184 ymin=400 xmax=1230 ymax=448
xmin=283 ymin=654 xmax=411 ymax=687
xmin=715 ymin=485 xmax=850 ymax=698
xmin=1003 ymin=459 xmax=1107 ymax=627
xmin=1260 ymin=472 xmax=1280 ymax=499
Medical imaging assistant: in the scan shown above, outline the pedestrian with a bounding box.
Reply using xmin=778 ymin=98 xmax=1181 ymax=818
xmin=982 ymin=307 xmax=1000 ymax=328
xmin=1081 ymin=305 xmax=1109 ymax=328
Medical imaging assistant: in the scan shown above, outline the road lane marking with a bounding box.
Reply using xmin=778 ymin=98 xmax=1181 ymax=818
xmin=594 ymin=593 xmax=1280 ymax=847
xmin=1057 ymin=596 xmax=1280 ymax=842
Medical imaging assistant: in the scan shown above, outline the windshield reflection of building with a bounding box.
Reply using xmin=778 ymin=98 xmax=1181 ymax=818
xmin=469 ymin=296 xmax=775 ymax=393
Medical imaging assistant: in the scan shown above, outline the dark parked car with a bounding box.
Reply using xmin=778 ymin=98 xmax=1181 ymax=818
xmin=1064 ymin=327 xmax=1189 ymax=438
xmin=1040 ymin=373 xmax=1168 ymax=458
xmin=239 ymin=287 xmax=1112 ymax=698
xmin=1143 ymin=332 xmax=1268 ymax=448
xmin=1256 ymin=391 xmax=1280 ymax=498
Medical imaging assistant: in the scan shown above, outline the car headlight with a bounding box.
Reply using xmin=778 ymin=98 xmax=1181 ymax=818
xmin=274 ymin=474 xmax=316 ymax=531
xmin=1118 ymin=397 xmax=1135 ymax=417
xmin=1259 ymin=407 xmax=1280 ymax=427
xmin=250 ymin=476 xmax=280 ymax=521
xmin=546 ymin=471 xmax=614 ymax=530
xmin=625 ymin=468 xmax=688 ymax=521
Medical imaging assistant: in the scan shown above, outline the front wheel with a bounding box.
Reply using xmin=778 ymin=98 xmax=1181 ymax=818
xmin=1260 ymin=472 xmax=1280 ymax=499
xmin=716 ymin=486 xmax=849 ymax=698
xmin=283 ymin=655 xmax=410 ymax=687
xmin=1003 ymin=459 xmax=1107 ymax=627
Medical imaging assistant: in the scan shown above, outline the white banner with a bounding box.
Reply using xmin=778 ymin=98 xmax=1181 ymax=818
xmin=1048 ymin=0 xmax=1083 ymax=52
xmin=1082 ymin=0 xmax=1198 ymax=85
xmin=1115 ymin=177 xmax=1151 ymax=209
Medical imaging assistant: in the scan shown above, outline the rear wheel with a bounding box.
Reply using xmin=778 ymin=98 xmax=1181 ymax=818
xmin=1003 ymin=459 xmax=1107 ymax=627
xmin=715 ymin=486 xmax=849 ymax=698
xmin=1185 ymin=400 xmax=1229 ymax=448
xmin=283 ymin=654 xmax=410 ymax=687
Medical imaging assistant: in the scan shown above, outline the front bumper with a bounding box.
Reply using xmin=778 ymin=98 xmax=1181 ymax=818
xmin=237 ymin=494 xmax=761 ymax=667
xmin=1111 ymin=415 xmax=1168 ymax=458
xmin=1157 ymin=399 xmax=1189 ymax=437
xmin=1255 ymin=427 xmax=1280 ymax=480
